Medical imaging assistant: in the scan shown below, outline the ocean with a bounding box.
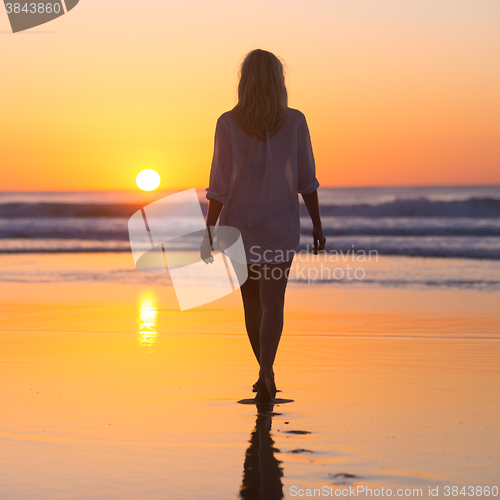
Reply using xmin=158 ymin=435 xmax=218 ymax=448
xmin=1 ymin=186 xmax=500 ymax=291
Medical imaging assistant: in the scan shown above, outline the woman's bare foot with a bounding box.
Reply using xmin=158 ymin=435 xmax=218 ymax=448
xmin=254 ymin=373 xmax=277 ymax=403
xmin=252 ymin=380 xmax=277 ymax=393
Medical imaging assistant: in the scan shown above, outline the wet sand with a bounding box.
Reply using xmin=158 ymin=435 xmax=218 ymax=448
xmin=0 ymin=253 xmax=499 ymax=499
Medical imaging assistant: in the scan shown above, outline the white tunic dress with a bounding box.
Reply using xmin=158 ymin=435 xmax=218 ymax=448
xmin=206 ymin=107 xmax=319 ymax=264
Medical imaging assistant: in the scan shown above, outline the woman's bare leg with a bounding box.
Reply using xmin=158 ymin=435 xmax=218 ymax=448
xmin=255 ymin=259 xmax=293 ymax=402
xmin=240 ymin=263 xmax=262 ymax=364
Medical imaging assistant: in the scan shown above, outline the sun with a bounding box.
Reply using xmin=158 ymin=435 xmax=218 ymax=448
xmin=136 ymin=169 xmax=161 ymax=191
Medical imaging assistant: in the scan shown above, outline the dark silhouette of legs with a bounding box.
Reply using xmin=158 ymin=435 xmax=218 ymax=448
xmin=240 ymin=263 xmax=262 ymax=364
xmin=256 ymin=260 xmax=292 ymax=401
xmin=240 ymin=259 xmax=293 ymax=402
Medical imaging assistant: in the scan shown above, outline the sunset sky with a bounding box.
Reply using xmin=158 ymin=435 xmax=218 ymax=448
xmin=1 ymin=0 xmax=499 ymax=191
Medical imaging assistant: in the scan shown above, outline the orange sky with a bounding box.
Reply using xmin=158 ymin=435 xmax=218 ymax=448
xmin=1 ymin=0 xmax=499 ymax=190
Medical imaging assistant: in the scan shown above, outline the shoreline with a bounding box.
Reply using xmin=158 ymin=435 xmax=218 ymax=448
xmin=0 ymin=252 xmax=499 ymax=497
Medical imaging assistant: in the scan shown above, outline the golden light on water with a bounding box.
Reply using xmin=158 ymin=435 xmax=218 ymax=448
xmin=138 ymin=297 xmax=158 ymax=347
xmin=136 ymin=169 xmax=161 ymax=191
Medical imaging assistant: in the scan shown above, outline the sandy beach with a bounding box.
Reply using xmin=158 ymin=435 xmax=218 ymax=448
xmin=3 ymin=0 xmax=500 ymax=494
xmin=0 ymin=253 xmax=499 ymax=499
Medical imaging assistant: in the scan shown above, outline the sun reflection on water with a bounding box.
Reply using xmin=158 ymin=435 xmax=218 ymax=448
xmin=138 ymin=297 xmax=158 ymax=347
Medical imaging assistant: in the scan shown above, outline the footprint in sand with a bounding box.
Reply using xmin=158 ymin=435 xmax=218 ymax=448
xmin=329 ymin=472 xmax=360 ymax=485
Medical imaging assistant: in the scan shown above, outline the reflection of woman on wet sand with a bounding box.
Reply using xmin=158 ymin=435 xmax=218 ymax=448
xmin=239 ymin=403 xmax=283 ymax=500
xmin=204 ymin=49 xmax=325 ymax=403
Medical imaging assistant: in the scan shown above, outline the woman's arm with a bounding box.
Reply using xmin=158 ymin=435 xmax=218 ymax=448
xmin=301 ymin=189 xmax=326 ymax=254
xmin=205 ymin=198 xmax=224 ymax=244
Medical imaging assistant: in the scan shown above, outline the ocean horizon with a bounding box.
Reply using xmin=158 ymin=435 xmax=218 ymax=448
xmin=1 ymin=185 xmax=499 ymax=260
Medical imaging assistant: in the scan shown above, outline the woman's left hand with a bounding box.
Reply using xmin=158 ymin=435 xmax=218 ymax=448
xmin=312 ymin=226 xmax=326 ymax=254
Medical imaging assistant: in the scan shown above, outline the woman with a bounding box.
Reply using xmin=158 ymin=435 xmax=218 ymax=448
xmin=204 ymin=49 xmax=326 ymax=403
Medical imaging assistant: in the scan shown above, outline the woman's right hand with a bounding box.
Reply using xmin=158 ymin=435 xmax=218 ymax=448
xmin=312 ymin=226 xmax=326 ymax=254
xmin=201 ymin=237 xmax=214 ymax=264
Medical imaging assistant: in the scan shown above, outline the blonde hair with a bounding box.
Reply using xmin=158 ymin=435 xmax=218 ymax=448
xmin=231 ymin=49 xmax=288 ymax=141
